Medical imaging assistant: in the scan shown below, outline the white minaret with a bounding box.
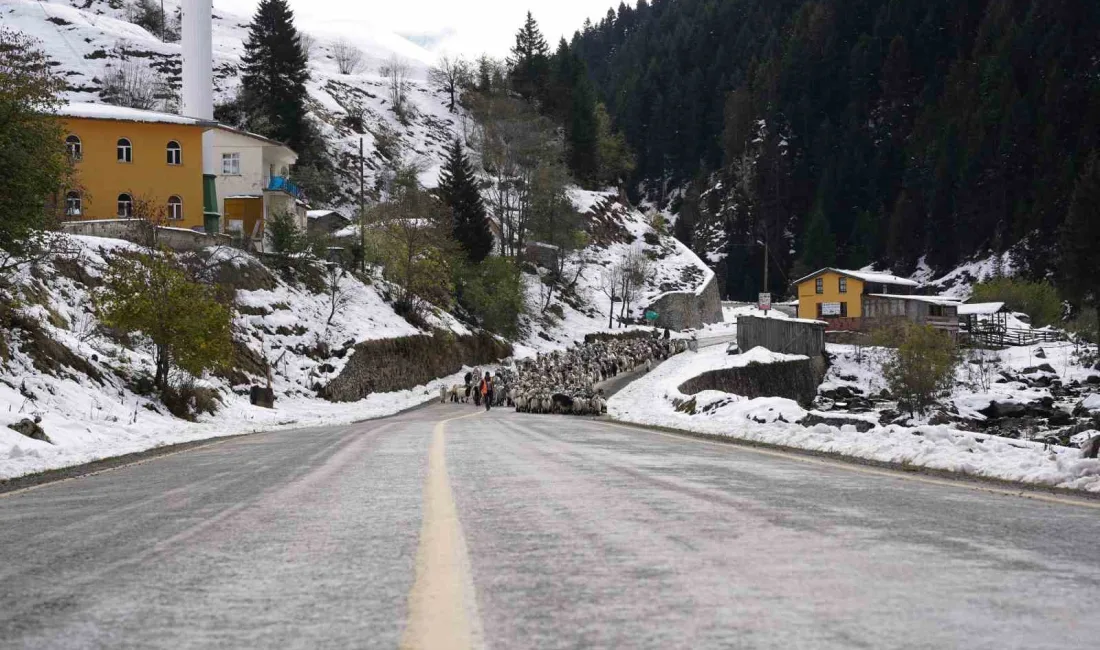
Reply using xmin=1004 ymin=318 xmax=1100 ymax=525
xmin=181 ymin=0 xmax=218 ymax=225
xmin=181 ymin=0 xmax=213 ymax=121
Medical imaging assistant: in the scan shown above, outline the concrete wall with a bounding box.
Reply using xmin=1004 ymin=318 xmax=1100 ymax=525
xmin=321 ymin=332 xmax=513 ymax=403
xmin=678 ymin=357 xmax=825 ymax=407
xmin=647 ymin=272 xmax=723 ymax=331
xmin=59 ymin=220 xmax=232 ymax=251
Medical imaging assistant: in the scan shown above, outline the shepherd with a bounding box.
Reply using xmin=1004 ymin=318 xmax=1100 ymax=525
xmin=481 ymin=372 xmax=494 ymax=412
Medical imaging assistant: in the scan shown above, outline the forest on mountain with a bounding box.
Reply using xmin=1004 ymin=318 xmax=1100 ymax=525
xmin=565 ymin=0 xmax=1100 ymax=301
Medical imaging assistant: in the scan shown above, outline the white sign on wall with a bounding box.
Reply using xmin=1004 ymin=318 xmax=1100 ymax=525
xmin=821 ymin=302 xmax=842 ymax=316
xmin=758 ymin=292 xmax=772 ymax=311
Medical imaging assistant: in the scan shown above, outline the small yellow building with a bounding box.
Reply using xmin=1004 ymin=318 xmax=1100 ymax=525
xmin=58 ymin=103 xmax=216 ymax=230
xmin=795 ymin=268 xmax=919 ymax=320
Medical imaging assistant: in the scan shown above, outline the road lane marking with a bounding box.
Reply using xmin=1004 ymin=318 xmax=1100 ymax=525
xmin=401 ymin=412 xmax=485 ymax=650
xmin=598 ymin=420 xmax=1100 ymax=511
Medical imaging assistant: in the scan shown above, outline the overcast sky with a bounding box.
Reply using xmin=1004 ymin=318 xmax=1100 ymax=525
xmin=214 ymin=0 xmax=621 ymax=57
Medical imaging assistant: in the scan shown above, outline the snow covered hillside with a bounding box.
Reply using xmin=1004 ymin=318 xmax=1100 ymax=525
xmin=2 ymin=0 xmax=459 ymax=200
xmin=0 ymin=234 xmax=474 ymax=480
xmin=517 ymin=189 xmax=718 ymax=356
xmin=610 ymin=344 xmax=1100 ymax=493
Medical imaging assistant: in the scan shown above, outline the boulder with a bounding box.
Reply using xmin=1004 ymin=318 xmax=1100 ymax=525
xmin=979 ymin=400 xmax=1028 ymax=419
xmin=1082 ymin=435 xmax=1100 ymax=460
xmin=8 ymin=418 xmax=50 ymax=444
xmin=249 ymin=385 xmax=275 ymax=408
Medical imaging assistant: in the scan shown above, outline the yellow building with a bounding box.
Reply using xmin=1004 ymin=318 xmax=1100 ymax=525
xmin=58 ymin=103 xmax=216 ymax=230
xmin=795 ymin=268 xmax=919 ymax=320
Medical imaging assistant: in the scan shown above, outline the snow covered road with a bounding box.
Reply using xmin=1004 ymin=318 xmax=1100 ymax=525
xmin=2 ymin=405 xmax=1099 ymax=648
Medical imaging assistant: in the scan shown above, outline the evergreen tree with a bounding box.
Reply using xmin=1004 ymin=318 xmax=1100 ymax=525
xmin=794 ymin=205 xmax=837 ymax=278
xmin=1060 ymin=154 xmax=1100 ymax=343
xmin=439 ymin=139 xmax=493 ymax=264
xmin=567 ymin=74 xmax=600 ymax=184
xmin=508 ymin=12 xmax=551 ymax=103
xmin=240 ymin=0 xmax=311 ymax=156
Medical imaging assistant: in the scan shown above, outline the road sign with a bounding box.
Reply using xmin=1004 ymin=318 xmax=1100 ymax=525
xmin=758 ymin=292 xmax=772 ymax=311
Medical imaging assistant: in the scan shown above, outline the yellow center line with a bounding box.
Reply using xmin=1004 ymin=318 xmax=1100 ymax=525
xmin=400 ymin=411 xmax=485 ymax=650
xmin=598 ymin=420 xmax=1100 ymax=511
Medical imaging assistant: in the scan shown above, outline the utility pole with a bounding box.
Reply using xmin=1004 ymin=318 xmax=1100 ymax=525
xmin=762 ymin=223 xmax=769 ymax=292
xmin=359 ymin=136 xmax=365 ymax=219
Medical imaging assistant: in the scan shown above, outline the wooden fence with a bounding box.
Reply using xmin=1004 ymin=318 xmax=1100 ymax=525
xmin=737 ymin=316 xmax=825 ymax=357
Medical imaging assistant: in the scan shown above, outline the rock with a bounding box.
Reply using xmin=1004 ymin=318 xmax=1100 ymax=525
xmin=1086 ymin=376 xmax=1100 ymax=385
xmin=1035 ymin=348 xmax=1047 ymax=359
xmin=979 ymin=400 xmax=1028 ymax=419
xmin=1047 ymin=409 xmax=1074 ymax=427
xmin=1022 ymin=363 xmax=1056 ymax=375
xmin=318 ymin=363 xmax=336 ymax=374
xmin=1082 ymin=435 xmax=1100 ymax=459
xmin=929 ymin=411 xmax=954 ymax=426
xmin=249 ymin=385 xmax=275 ymax=408
xmin=1075 ymin=394 xmax=1100 ymax=416
xmin=799 ymin=413 xmax=875 ymax=433
xmin=878 ymin=408 xmax=901 ymax=425
xmin=8 ymin=418 xmax=50 ymax=444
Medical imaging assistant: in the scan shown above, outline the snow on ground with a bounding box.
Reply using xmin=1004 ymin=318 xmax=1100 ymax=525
xmin=610 ymin=345 xmax=1100 ymax=493
xmin=0 ymin=368 xmax=468 ymax=481
xmin=517 ymin=190 xmax=715 ymax=355
xmin=0 ymin=235 xmax=476 ymax=480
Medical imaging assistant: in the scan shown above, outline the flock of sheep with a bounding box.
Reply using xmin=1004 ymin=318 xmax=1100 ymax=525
xmin=510 ymin=334 xmax=687 ymax=416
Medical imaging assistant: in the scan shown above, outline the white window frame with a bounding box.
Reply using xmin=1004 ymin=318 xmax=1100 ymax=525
xmin=65 ymin=191 xmax=82 ymax=216
xmin=117 ymin=193 xmax=133 ymax=217
xmin=117 ymin=138 xmax=132 ymax=163
xmin=167 ymin=196 xmax=183 ymax=221
xmin=222 ymin=152 xmax=241 ymax=175
xmin=166 ymin=141 xmax=182 ymax=166
xmin=66 ymin=135 xmax=82 ymax=161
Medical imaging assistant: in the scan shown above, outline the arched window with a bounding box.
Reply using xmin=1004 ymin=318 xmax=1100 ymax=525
xmin=65 ymin=191 xmax=82 ymax=216
xmin=117 ymin=193 xmax=133 ymax=217
xmin=116 ymin=138 xmax=132 ymax=163
xmin=66 ymin=135 xmax=82 ymax=161
xmin=167 ymin=195 xmax=183 ymax=221
xmin=166 ymin=140 xmax=181 ymax=165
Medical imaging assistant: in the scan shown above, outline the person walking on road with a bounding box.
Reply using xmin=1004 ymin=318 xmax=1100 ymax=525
xmin=481 ymin=372 xmax=494 ymax=412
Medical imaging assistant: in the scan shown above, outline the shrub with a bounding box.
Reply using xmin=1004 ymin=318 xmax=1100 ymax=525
xmin=97 ymin=251 xmax=234 ymax=392
xmin=971 ymin=277 xmax=1062 ymax=328
xmin=455 ymin=257 xmax=525 ymax=338
xmin=879 ymin=324 xmax=960 ymax=416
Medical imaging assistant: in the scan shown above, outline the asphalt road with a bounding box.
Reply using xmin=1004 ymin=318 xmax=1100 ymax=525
xmin=2 ymin=405 xmax=1099 ymax=649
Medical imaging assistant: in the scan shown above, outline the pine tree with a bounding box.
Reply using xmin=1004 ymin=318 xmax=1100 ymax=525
xmin=568 ymin=74 xmax=599 ymax=184
xmin=508 ymin=12 xmax=550 ymax=103
xmin=1060 ymin=154 xmax=1100 ymax=343
xmin=794 ymin=205 xmax=836 ymax=278
xmin=240 ymin=0 xmax=310 ymax=155
xmin=439 ymin=138 xmax=492 ymax=264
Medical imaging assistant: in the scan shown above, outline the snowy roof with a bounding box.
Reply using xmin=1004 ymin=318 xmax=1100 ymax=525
xmin=794 ymin=267 xmax=920 ymax=288
xmin=958 ymin=302 xmax=1007 ymax=316
xmin=307 ymin=209 xmax=348 ymax=221
xmin=212 ymin=124 xmax=296 ymax=153
xmin=55 ymin=102 xmax=215 ymax=127
xmin=867 ymin=294 xmax=961 ymax=306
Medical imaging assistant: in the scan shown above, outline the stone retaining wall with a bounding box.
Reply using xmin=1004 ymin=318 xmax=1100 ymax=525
xmin=647 ymin=272 xmax=723 ymax=331
xmin=321 ymin=332 xmax=512 ymax=402
xmin=678 ymin=357 xmax=825 ymax=407
xmin=60 ymin=220 xmax=232 ymax=251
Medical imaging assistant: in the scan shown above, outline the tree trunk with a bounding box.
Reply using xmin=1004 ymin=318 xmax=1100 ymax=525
xmin=155 ymin=345 xmax=170 ymax=391
xmin=608 ymin=297 xmax=615 ymax=329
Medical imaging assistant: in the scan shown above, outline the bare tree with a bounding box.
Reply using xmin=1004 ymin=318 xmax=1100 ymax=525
xmin=379 ymin=55 xmax=412 ymax=121
xmin=598 ymin=263 xmax=624 ymax=329
xmin=299 ymin=32 xmax=318 ymax=60
xmin=428 ymin=54 xmax=469 ymax=113
xmin=100 ymin=57 xmax=163 ymax=110
xmin=323 ymin=262 xmax=353 ymax=325
xmin=331 ymin=38 xmax=365 ymax=75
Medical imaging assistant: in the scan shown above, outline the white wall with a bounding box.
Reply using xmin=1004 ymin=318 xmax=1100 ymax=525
xmin=210 ymin=129 xmax=297 ymax=218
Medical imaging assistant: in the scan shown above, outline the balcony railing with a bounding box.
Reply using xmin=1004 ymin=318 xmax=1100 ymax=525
xmin=266 ymin=175 xmax=305 ymax=200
